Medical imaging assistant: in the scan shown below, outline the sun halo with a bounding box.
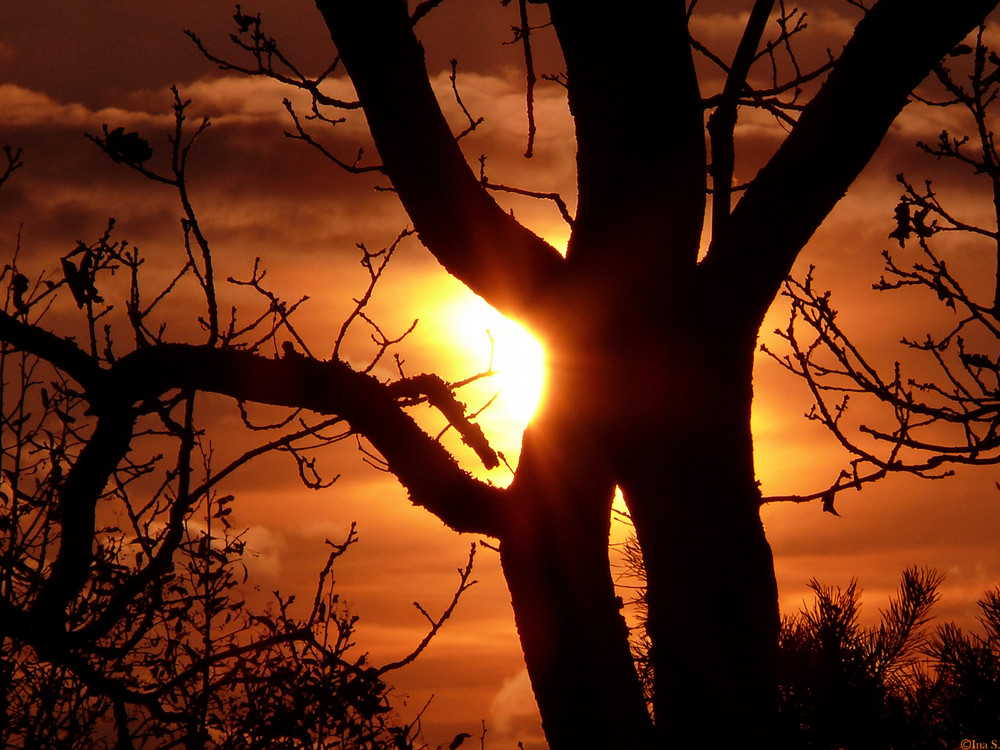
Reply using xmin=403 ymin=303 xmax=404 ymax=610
xmin=446 ymin=297 xmax=547 ymax=430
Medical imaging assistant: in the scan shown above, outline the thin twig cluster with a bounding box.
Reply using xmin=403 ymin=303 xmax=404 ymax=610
xmin=0 ymin=79 xmax=494 ymax=747
xmin=763 ymin=26 xmax=1000 ymax=512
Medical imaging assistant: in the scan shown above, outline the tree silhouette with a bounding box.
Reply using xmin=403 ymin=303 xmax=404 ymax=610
xmin=776 ymin=567 xmax=943 ymax=749
xmin=776 ymin=567 xmax=1000 ymax=749
xmin=928 ymin=588 xmax=1000 ymax=741
xmin=3 ymin=2 xmax=1000 ymax=747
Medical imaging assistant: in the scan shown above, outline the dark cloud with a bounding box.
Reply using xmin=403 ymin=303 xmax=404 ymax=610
xmin=0 ymin=2 xmax=334 ymax=108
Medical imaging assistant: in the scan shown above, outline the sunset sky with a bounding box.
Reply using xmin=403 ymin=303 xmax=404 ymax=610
xmin=3 ymin=2 xmax=1000 ymax=747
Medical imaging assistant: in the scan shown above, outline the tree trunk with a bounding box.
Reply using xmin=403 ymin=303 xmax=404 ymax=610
xmin=497 ymin=305 xmax=779 ymax=748
xmin=312 ymin=2 xmax=1000 ymax=747
xmin=620 ymin=324 xmax=780 ymax=746
xmin=499 ymin=385 xmax=656 ymax=747
xmin=625 ymin=475 xmax=779 ymax=746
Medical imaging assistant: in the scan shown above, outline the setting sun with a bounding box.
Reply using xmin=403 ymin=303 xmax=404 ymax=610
xmin=445 ymin=296 xmax=546 ymax=427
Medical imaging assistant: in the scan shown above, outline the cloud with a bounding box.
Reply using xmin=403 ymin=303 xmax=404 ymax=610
xmin=691 ymin=6 xmax=861 ymax=89
xmin=242 ymin=524 xmax=288 ymax=579
xmin=0 ymin=83 xmax=169 ymax=130
xmin=176 ymin=75 xmax=366 ymax=133
xmin=486 ymin=670 xmax=545 ymax=750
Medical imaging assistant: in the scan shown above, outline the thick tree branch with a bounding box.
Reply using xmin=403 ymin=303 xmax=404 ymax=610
xmin=707 ymin=0 xmax=775 ymax=243
xmin=0 ymin=304 xmax=506 ymax=536
xmin=31 ymin=407 xmax=137 ymax=624
xmin=701 ymin=0 xmax=999 ymax=325
xmin=388 ymin=373 xmax=499 ymax=469
xmin=0 ymin=300 xmax=504 ymax=534
xmin=100 ymin=344 xmax=506 ymax=537
xmin=0 ymin=310 xmax=102 ymax=393
xmin=549 ymin=1 xmax=706 ymax=278
xmin=313 ymin=0 xmax=565 ymax=327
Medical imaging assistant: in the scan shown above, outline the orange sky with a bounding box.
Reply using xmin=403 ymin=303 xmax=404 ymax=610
xmin=3 ymin=3 xmax=1000 ymax=747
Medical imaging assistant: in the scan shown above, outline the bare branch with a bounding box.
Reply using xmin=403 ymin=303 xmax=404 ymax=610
xmin=508 ymin=0 xmax=538 ymax=158
xmin=334 ymin=230 xmax=413 ymax=361
xmin=703 ymin=0 xmax=1000 ymax=327
xmin=282 ymin=98 xmax=382 ymax=174
xmin=479 ymin=155 xmax=574 ymax=227
xmin=314 ymin=0 xmax=565 ymax=327
xmin=376 ymin=544 xmax=477 ymax=674
xmin=448 ymin=59 xmax=484 ymax=140
xmin=184 ymin=17 xmax=360 ymax=111
xmin=0 ymin=145 xmax=24 ymax=189
xmin=707 ymin=0 xmax=775 ymax=243
xmin=389 ymin=373 xmax=499 ymax=469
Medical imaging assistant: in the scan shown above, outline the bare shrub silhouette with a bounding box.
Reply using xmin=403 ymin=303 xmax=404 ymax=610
xmin=0 ymin=97 xmax=477 ymax=749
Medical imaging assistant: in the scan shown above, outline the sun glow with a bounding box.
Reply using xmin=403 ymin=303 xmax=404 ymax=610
xmin=446 ymin=297 xmax=547 ymax=428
